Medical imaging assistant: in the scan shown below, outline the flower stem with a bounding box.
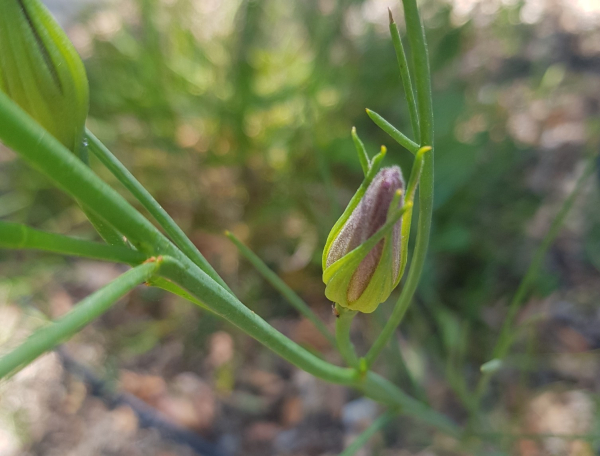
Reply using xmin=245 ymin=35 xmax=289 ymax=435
xmin=86 ymin=129 xmax=232 ymax=294
xmin=157 ymin=256 xmax=459 ymax=436
xmin=335 ymin=304 xmax=360 ymax=368
xmin=365 ymin=0 xmax=434 ymax=368
xmin=226 ymin=230 xmax=336 ymax=347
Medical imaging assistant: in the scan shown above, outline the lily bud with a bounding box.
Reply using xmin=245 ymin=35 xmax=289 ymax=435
xmin=323 ymin=166 xmax=405 ymax=313
xmin=0 ymin=0 xmax=89 ymax=154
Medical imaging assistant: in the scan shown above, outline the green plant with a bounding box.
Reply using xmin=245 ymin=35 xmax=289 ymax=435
xmin=0 ymin=0 xmax=597 ymax=454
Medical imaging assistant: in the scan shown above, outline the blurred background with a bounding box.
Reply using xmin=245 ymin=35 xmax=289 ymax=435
xmin=1 ymin=0 xmax=600 ymax=454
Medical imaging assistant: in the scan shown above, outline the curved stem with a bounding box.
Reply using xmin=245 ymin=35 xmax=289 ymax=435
xmin=365 ymin=0 xmax=434 ymax=368
xmin=226 ymin=231 xmax=336 ymax=347
xmin=474 ymin=153 xmax=598 ymax=403
xmin=158 ymin=256 xmax=459 ymax=436
xmin=0 ymin=91 xmax=204 ymax=277
xmin=335 ymin=304 xmax=360 ymax=368
xmin=0 ymin=92 xmax=170 ymax=256
xmin=0 ymin=221 xmax=145 ymax=264
xmin=0 ymin=261 xmax=159 ymax=379
xmin=86 ymin=130 xmax=232 ymax=294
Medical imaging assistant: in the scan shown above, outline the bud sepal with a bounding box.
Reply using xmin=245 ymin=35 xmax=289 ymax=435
xmin=324 ymin=196 xmax=411 ymax=313
xmin=323 ymin=147 xmax=409 ymax=313
xmin=322 ymin=143 xmax=431 ymax=314
xmin=398 ymin=146 xmax=432 ymax=279
xmin=0 ymin=0 xmax=89 ymax=155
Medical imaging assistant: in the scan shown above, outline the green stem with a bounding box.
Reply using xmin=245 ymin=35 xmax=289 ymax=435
xmin=374 ymin=308 xmax=428 ymax=403
xmin=148 ymin=277 xmax=213 ymax=313
xmin=402 ymin=0 xmax=434 ymax=146
xmin=474 ymin=153 xmax=598 ymax=402
xmin=0 ymin=261 xmax=159 ymax=379
xmin=366 ymin=109 xmax=420 ymax=154
xmin=81 ymin=205 xmax=128 ymax=247
xmin=226 ymin=231 xmax=336 ymax=347
xmin=0 ymin=91 xmax=197 ymax=270
xmin=389 ymin=9 xmax=420 ymax=143
xmin=339 ymin=409 xmax=397 ymax=456
xmin=0 ymin=93 xmax=162 ymax=254
xmin=0 ymin=221 xmax=145 ymax=264
xmin=158 ymin=256 xmax=459 ymax=436
xmin=335 ymin=304 xmax=360 ymax=368
xmin=365 ymin=0 xmax=434 ymax=368
xmin=86 ymin=129 xmax=231 ymax=294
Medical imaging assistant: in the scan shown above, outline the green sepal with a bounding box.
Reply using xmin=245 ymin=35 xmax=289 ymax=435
xmin=324 ymin=202 xmax=411 ymax=313
xmin=351 ymin=126 xmax=370 ymax=176
xmin=0 ymin=0 xmax=89 ymax=153
xmin=322 ymin=146 xmax=387 ymax=271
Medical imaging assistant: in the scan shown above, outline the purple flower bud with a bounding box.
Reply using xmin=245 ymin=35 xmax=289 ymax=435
xmin=323 ymin=166 xmax=404 ymax=313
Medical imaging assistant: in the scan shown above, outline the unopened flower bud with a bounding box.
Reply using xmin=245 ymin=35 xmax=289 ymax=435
xmin=323 ymin=166 xmax=405 ymax=313
xmin=0 ymin=0 xmax=89 ymax=153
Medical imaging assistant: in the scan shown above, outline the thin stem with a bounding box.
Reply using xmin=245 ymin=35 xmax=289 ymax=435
xmin=0 ymin=92 xmax=168 ymax=255
xmin=86 ymin=129 xmax=232 ymax=294
xmin=374 ymin=307 xmax=428 ymax=403
xmin=399 ymin=146 xmax=430 ymax=280
xmin=0 ymin=91 xmax=206 ymax=278
xmin=0 ymin=261 xmax=160 ymax=379
xmin=366 ymin=109 xmax=420 ymax=154
xmin=389 ymin=9 xmax=420 ymax=144
xmin=81 ymin=205 xmax=128 ymax=247
xmin=475 ymin=153 xmax=598 ymax=402
xmin=0 ymin=94 xmax=226 ymax=317
xmin=402 ymin=0 xmax=434 ymax=145
xmin=158 ymin=256 xmax=459 ymax=436
xmin=365 ymin=0 xmax=434 ymax=368
xmin=335 ymin=304 xmax=360 ymax=368
xmin=339 ymin=409 xmax=396 ymax=456
xmin=0 ymin=221 xmax=145 ymax=264
xmin=225 ymin=231 xmax=336 ymax=347
xmin=148 ymin=277 xmax=213 ymax=313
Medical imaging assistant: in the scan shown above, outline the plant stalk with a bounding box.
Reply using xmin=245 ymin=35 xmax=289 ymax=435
xmin=335 ymin=304 xmax=360 ymax=368
xmin=0 ymin=221 xmax=145 ymax=264
xmin=365 ymin=0 xmax=434 ymax=368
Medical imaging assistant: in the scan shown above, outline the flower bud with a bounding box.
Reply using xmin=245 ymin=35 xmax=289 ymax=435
xmin=323 ymin=166 xmax=405 ymax=313
xmin=0 ymin=0 xmax=89 ymax=154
